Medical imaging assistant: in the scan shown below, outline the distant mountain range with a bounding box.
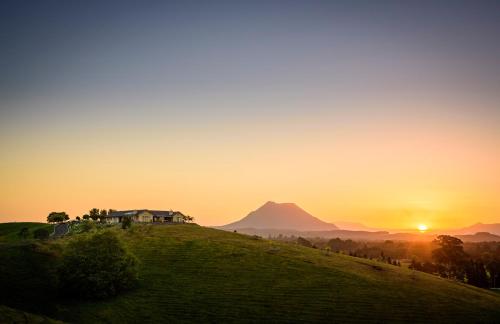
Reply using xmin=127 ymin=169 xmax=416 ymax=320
xmin=446 ymin=223 xmax=500 ymax=236
xmin=220 ymin=201 xmax=338 ymax=231
xmin=219 ymin=201 xmax=500 ymax=242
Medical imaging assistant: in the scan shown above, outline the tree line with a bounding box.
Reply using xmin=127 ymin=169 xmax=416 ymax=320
xmin=47 ymin=208 xmax=116 ymax=223
xmin=273 ymin=234 xmax=500 ymax=289
xmin=410 ymin=235 xmax=499 ymax=289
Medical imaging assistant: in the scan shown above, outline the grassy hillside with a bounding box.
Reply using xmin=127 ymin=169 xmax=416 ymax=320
xmin=2 ymin=223 xmax=500 ymax=323
xmin=0 ymin=305 xmax=61 ymax=324
xmin=0 ymin=222 xmax=53 ymax=242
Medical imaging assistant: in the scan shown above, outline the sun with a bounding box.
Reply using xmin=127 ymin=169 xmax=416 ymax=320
xmin=417 ymin=224 xmax=428 ymax=232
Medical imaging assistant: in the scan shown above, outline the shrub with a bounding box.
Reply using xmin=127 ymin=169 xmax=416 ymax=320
xmin=297 ymin=237 xmax=313 ymax=248
xmin=59 ymin=231 xmax=138 ymax=299
xmin=33 ymin=228 xmax=50 ymax=240
xmin=122 ymin=217 xmax=132 ymax=229
xmin=79 ymin=220 xmax=95 ymax=233
xmin=18 ymin=227 xmax=29 ymax=239
xmin=71 ymin=220 xmax=95 ymax=234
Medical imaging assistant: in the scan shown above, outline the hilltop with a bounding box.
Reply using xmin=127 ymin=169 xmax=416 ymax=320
xmin=451 ymin=223 xmax=500 ymax=236
xmin=221 ymin=201 xmax=338 ymax=231
xmin=1 ymin=223 xmax=500 ymax=323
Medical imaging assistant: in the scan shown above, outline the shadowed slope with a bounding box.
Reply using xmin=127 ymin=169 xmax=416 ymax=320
xmin=52 ymin=225 xmax=500 ymax=323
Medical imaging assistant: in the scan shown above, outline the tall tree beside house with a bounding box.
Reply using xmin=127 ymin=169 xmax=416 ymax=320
xmin=47 ymin=212 xmax=69 ymax=223
xmin=89 ymin=208 xmax=100 ymax=221
xmin=182 ymin=215 xmax=194 ymax=223
xmin=99 ymin=209 xmax=108 ymax=222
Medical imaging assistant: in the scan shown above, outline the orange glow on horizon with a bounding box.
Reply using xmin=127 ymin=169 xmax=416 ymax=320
xmin=1 ymin=108 xmax=499 ymax=230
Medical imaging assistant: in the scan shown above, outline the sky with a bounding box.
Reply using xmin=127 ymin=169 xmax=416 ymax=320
xmin=1 ymin=0 xmax=500 ymax=230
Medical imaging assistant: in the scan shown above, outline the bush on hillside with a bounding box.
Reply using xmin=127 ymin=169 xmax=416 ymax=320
xmin=59 ymin=231 xmax=138 ymax=299
xmin=297 ymin=237 xmax=313 ymax=248
xmin=80 ymin=220 xmax=96 ymax=233
xmin=122 ymin=217 xmax=132 ymax=229
xmin=18 ymin=227 xmax=30 ymax=239
xmin=33 ymin=228 xmax=50 ymax=240
xmin=71 ymin=220 xmax=95 ymax=234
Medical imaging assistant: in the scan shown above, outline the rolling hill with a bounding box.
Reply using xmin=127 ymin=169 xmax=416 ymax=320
xmin=0 ymin=222 xmax=54 ymax=242
xmin=0 ymin=304 xmax=61 ymax=324
xmin=1 ymin=223 xmax=500 ymax=323
xmin=221 ymin=201 xmax=338 ymax=231
xmin=451 ymin=223 xmax=500 ymax=236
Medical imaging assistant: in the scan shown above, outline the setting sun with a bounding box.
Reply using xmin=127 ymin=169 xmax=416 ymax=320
xmin=418 ymin=224 xmax=428 ymax=232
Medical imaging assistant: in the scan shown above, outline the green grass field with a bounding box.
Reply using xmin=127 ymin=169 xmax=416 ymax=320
xmin=0 ymin=222 xmax=53 ymax=242
xmin=0 ymin=305 xmax=62 ymax=324
xmin=1 ymin=223 xmax=500 ymax=323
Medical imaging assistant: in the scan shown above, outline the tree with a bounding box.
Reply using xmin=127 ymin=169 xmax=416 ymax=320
xmin=18 ymin=227 xmax=30 ymax=239
xmin=465 ymin=260 xmax=489 ymax=288
xmin=122 ymin=217 xmax=132 ymax=229
xmin=82 ymin=214 xmax=90 ymax=220
xmin=432 ymin=235 xmax=468 ymax=279
xmin=182 ymin=215 xmax=194 ymax=223
xmin=297 ymin=237 xmax=313 ymax=248
xmin=89 ymin=208 xmax=100 ymax=221
xmin=47 ymin=212 xmax=69 ymax=223
xmin=99 ymin=209 xmax=108 ymax=223
xmin=59 ymin=231 xmax=138 ymax=299
xmin=486 ymin=259 xmax=500 ymax=288
xmin=33 ymin=228 xmax=50 ymax=240
xmin=75 ymin=216 xmax=81 ymax=221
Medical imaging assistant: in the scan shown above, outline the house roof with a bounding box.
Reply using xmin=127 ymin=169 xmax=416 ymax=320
xmin=107 ymin=209 xmax=185 ymax=218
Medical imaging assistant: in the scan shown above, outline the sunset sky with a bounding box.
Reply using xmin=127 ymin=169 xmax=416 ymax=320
xmin=1 ymin=1 xmax=499 ymax=229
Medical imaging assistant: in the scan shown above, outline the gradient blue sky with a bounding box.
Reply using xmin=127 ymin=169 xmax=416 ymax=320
xmin=1 ymin=1 xmax=500 ymax=228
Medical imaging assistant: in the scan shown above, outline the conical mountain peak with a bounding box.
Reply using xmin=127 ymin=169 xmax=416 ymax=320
xmin=223 ymin=201 xmax=337 ymax=231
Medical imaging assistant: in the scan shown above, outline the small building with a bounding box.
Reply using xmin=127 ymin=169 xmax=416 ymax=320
xmin=106 ymin=209 xmax=185 ymax=224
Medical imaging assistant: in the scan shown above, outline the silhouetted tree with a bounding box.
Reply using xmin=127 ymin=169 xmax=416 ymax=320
xmin=465 ymin=260 xmax=489 ymax=288
xmin=297 ymin=237 xmax=313 ymax=248
xmin=432 ymin=235 xmax=468 ymax=279
xmin=486 ymin=259 xmax=500 ymax=288
xmin=47 ymin=212 xmax=69 ymax=223
xmin=82 ymin=214 xmax=90 ymax=220
xmin=182 ymin=215 xmax=194 ymax=223
xmin=89 ymin=208 xmax=100 ymax=221
xmin=99 ymin=209 xmax=108 ymax=222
